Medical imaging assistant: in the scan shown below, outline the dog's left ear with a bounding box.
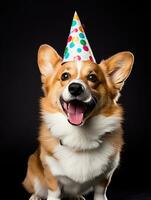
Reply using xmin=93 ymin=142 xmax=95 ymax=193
xmin=38 ymin=44 xmax=62 ymax=79
xmin=100 ymin=51 xmax=134 ymax=90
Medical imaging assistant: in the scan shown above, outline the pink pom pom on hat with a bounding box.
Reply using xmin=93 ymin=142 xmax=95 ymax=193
xmin=63 ymin=11 xmax=96 ymax=63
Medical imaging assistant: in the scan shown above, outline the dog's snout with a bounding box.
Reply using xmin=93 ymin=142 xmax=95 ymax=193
xmin=69 ymin=83 xmax=85 ymax=97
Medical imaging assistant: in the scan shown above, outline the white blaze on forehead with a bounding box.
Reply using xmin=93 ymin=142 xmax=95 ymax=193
xmin=76 ymin=61 xmax=83 ymax=78
xmin=62 ymin=61 xmax=92 ymax=102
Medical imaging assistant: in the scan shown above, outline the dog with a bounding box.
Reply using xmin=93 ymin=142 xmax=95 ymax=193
xmin=22 ymin=44 xmax=134 ymax=200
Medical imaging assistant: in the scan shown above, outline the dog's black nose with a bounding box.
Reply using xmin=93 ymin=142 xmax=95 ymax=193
xmin=69 ymin=83 xmax=84 ymax=96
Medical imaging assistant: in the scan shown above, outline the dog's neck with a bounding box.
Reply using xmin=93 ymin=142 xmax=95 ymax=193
xmin=58 ymin=136 xmax=102 ymax=152
xmin=43 ymin=112 xmax=122 ymax=151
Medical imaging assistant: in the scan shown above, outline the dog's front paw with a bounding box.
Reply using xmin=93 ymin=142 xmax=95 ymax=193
xmin=47 ymin=198 xmax=60 ymax=200
xmin=47 ymin=188 xmax=61 ymax=200
xmin=29 ymin=194 xmax=41 ymax=200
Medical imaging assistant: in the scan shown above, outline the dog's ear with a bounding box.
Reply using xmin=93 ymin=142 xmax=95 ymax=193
xmin=38 ymin=44 xmax=62 ymax=78
xmin=100 ymin=51 xmax=134 ymax=90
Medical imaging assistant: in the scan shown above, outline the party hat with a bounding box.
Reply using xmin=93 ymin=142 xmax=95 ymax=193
xmin=63 ymin=11 xmax=96 ymax=63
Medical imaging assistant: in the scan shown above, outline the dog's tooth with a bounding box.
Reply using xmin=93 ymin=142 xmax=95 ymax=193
xmin=63 ymin=102 xmax=67 ymax=110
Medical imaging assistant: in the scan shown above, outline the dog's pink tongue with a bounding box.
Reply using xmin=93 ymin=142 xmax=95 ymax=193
xmin=68 ymin=103 xmax=84 ymax=125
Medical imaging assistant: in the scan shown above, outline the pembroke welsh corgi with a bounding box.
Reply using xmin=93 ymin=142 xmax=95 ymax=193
xmin=23 ymin=44 xmax=134 ymax=200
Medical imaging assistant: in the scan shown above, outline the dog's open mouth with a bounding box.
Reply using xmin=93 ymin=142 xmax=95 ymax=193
xmin=60 ymin=97 xmax=97 ymax=126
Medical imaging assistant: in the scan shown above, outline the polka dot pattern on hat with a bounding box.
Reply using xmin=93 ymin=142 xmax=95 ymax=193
xmin=63 ymin=11 xmax=96 ymax=63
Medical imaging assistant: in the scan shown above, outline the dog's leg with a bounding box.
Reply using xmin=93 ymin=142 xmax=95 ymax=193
xmin=94 ymin=171 xmax=115 ymax=200
xmin=94 ymin=184 xmax=108 ymax=200
xmin=94 ymin=152 xmax=120 ymax=200
xmin=43 ymin=165 xmax=61 ymax=200
xmin=94 ymin=176 xmax=111 ymax=200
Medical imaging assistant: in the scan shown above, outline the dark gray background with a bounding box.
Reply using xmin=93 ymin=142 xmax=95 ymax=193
xmin=0 ymin=0 xmax=150 ymax=199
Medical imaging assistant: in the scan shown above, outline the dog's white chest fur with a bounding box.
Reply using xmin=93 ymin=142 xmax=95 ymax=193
xmin=44 ymin=112 xmax=121 ymax=195
xmin=45 ymin=141 xmax=114 ymax=183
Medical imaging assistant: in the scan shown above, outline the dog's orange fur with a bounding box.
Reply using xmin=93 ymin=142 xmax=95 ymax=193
xmin=22 ymin=44 xmax=134 ymax=199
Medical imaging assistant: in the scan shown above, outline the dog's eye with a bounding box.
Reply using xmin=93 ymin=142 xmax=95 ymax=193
xmin=61 ymin=72 xmax=71 ymax=81
xmin=87 ymin=74 xmax=98 ymax=83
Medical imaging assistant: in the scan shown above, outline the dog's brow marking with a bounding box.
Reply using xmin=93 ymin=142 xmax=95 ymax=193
xmin=76 ymin=61 xmax=83 ymax=78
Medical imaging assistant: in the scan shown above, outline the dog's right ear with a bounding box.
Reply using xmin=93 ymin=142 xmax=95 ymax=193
xmin=38 ymin=44 xmax=62 ymax=79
